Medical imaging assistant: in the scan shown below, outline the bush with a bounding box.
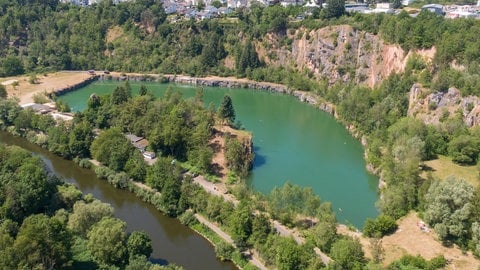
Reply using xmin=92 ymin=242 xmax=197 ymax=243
xmin=107 ymin=172 xmax=130 ymax=189
xmin=214 ymin=241 xmax=234 ymax=261
xmin=363 ymin=215 xmax=397 ymax=237
xmin=178 ymin=210 xmax=197 ymax=226
xmin=79 ymin=158 xmax=92 ymax=169
xmin=94 ymin=166 xmax=115 ymax=180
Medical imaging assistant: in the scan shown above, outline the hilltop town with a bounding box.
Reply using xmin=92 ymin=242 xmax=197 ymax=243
xmin=61 ymin=0 xmax=480 ymax=19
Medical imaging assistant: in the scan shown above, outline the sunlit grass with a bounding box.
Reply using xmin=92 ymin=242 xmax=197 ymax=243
xmin=422 ymin=155 xmax=479 ymax=187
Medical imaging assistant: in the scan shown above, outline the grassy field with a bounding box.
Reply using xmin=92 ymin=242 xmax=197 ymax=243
xmin=422 ymin=155 xmax=479 ymax=187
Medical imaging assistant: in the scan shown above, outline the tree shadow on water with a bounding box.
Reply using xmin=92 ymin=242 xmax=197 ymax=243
xmin=253 ymin=146 xmax=267 ymax=169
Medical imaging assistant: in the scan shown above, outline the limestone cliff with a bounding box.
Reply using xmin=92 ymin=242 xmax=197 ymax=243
xmin=408 ymin=85 xmax=480 ymax=127
xmin=258 ymin=25 xmax=414 ymax=87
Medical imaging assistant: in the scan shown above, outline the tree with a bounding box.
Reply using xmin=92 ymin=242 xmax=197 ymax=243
xmin=90 ymin=127 xmax=135 ymax=171
xmin=1 ymin=56 xmax=24 ymax=76
xmin=448 ymin=135 xmax=480 ymax=165
xmin=363 ymin=215 xmax=397 ymax=238
xmin=111 ymin=84 xmax=132 ymax=105
xmin=424 ymin=176 xmax=474 ymax=244
xmin=0 ymin=85 xmax=7 ymax=99
xmin=250 ymin=213 xmax=272 ymax=246
xmin=55 ymin=184 xmax=83 ymax=210
xmin=228 ymin=201 xmax=252 ymax=248
xmin=310 ymin=220 xmax=337 ymax=253
xmin=218 ymin=95 xmax=235 ymax=125
xmin=87 ymin=217 xmax=128 ymax=267
xmin=146 ymin=156 xmax=181 ymax=191
xmin=139 ymin=85 xmax=148 ymax=96
xmin=127 ymin=231 xmax=153 ymax=259
xmin=13 ymin=214 xmax=72 ymax=269
xmin=1 ymin=156 xmax=56 ymax=222
xmin=225 ymin=135 xmax=251 ymax=178
xmin=275 ymin=237 xmax=308 ymax=270
xmin=323 ymin=0 xmax=345 ymax=19
xmin=330 ymin=237 xmax=365 ymax=270
xmin=68 ymin=121 xmax=93 ymax=158
xmin=236 ymin=40 xmax=260 ymax=75
xmin=68 ymin=200 xmax=114 ymax=236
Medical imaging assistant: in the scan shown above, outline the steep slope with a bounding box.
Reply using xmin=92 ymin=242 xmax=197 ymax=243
xmin=259 ymin=25 xmax=418 ymax=87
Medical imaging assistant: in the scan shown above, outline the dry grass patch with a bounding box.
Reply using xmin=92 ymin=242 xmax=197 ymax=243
xmin=422 ymin=155 xmax=479 ymax=187
xmin=337 ymin=212 xmax=480 ymax=269
xmin=1 ymin=71 xmax=91 ymax=104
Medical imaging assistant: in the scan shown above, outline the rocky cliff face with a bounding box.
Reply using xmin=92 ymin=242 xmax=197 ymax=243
xmin=259 ymin=25 xmax=413 ymax=87
xmin=408 ymin=85 xmax=480 ymax=127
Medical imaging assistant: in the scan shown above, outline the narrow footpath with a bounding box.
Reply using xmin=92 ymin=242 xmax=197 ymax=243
xmin=195 ymin=214 xmax=268 ymax=270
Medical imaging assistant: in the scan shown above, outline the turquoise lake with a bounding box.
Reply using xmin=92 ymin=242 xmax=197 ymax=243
xmin=59 ymin=81 xmax=379 ymax=228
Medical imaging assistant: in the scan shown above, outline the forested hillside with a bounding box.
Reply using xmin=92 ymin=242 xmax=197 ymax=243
xmin=1 ymin=0 xmax=480 ymax=95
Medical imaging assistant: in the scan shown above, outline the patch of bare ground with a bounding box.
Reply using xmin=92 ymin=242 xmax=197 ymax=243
xmin=1 ymin=71 xmax=91 ymax=105
xmin=209 ymin=124 xmax=251 ymax=181
xmin=338 ymin=212 xmax=480 ymax=269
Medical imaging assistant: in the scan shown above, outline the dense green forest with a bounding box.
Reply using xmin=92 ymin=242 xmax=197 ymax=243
xmin=2 ymin=0 xmax=480 ymax=267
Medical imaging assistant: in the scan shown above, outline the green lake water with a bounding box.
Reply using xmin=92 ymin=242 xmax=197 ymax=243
xmin=60 ymin=81 xmax=379 ymax=228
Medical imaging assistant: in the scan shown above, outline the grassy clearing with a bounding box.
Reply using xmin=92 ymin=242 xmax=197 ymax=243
xmin=422 ymin=155 xmax=479 ymax=187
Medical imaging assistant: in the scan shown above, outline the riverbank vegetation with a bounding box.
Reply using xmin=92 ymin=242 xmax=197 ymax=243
xmin=2 ymin=0 xmax=480 ymax=267
xmin=0 ymin=144 xmax=182 ymax=269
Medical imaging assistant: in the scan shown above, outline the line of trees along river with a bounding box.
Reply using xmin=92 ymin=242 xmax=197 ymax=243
xmin=0 ymin=131 xmax=237 ymax=270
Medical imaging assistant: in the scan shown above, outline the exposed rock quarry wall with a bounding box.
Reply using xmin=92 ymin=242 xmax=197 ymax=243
xmin=260 ymin=25 xmax=435 ymax=88
xmin=408 ymin=85 xmax=480 ymax=127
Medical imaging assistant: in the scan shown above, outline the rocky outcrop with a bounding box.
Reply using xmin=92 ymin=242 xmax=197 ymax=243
xmin=259 ymin=25 xmax=415 ymax=87
xmin=408 ymin=85 xmax=480 ymax=127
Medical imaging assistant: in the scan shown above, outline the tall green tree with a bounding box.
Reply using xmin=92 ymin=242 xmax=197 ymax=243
xmin=90 ymin=127 xmax=135 ymax=171
xmin=13 ymin=214 xmax=72 ymax=269
xmin=127 ymin=231 xmax=153 ymax=259
xmin=218 ymin=95 xmax=235 ymax=125
xmin=87 ymin=217 xmax=128 ymax=267
xmin=330 ymin=237 xmax=365 ymax=270
xmin=68 ymin=121 xmax=94 ymax=158
xmin=424 ymin=176 xmax=474 ymax=245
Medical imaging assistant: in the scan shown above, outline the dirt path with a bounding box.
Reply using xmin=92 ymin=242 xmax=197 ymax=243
xmin=337 ymin=212 xmax=480 ymax=269
xmin=272 ymin=220 xmax=331 ymax=265
xmin=1 ymin=71 xmax=91 ymax=105
xmin=194 ymin=214 xmax=268 ymax=270
xmin=193 ymin=175 xmax=239 ymax=206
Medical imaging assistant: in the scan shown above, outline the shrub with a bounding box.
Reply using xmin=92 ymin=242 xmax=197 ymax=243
xmin=107 ymin=172 xmax=129 ymax=189
xmin=178 ymin=210 xmax=197 ymax=226
xmin=94 ymin=166 xmax=115 ymax=180
xmin=79 ymin=158 xmax=92 ymax=169
xmin=363 ymin=215 xmax=397 ymax=237
xmin=215 ymin=241 xmax=234 ymax=261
